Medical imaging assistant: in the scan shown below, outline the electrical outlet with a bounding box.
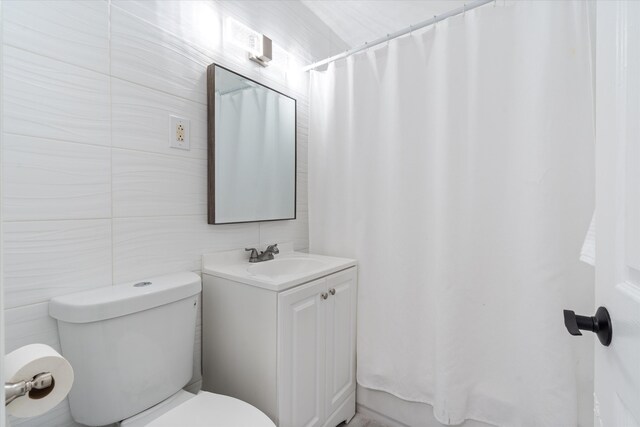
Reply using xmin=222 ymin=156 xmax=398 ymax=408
xmin=170 ymin=115 xmax=190 ymax=150
xmin=176 ymin=123 xmax=185 ymax=142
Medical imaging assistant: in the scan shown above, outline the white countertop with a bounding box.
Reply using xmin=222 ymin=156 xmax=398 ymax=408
xmin=202 ymin=244 xmax=356 ymax=292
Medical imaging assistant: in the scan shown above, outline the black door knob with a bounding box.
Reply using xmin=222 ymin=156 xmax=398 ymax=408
xmin=563 ymin=306 xmax=612 ymax=346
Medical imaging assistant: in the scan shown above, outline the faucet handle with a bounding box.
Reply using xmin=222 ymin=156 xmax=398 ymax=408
xmin=266 ymin=243 xmax=279 ymax=254
xmin=245 ymin=248 xmax=259 ymax=262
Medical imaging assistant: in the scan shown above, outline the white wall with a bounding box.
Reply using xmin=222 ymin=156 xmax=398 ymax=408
xmin=1 ymin=1 xmax=346 ymax=425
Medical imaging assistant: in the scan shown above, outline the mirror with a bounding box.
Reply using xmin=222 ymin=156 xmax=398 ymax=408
xmin=207 ymin=64 xmax=296 ymax=224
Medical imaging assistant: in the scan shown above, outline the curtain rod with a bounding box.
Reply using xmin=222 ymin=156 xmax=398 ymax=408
xmin=302 ymin=0 xmax=495 ymax=72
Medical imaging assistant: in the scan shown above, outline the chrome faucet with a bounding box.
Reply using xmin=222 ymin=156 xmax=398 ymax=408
xmin=245 ymin=244 xmax=279 ymax=263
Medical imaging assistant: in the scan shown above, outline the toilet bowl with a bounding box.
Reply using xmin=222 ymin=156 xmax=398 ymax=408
xmin=49 ymin=272 xmax=274 ymax=427
xmin=121 ymin=390 xmax=274 ymax=427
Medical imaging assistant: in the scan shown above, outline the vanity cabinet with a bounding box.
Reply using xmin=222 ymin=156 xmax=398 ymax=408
xmin=202 ymin=263 xmax=357 ymax=427
xmin=278 ymin=269 xmax=357 ymax=427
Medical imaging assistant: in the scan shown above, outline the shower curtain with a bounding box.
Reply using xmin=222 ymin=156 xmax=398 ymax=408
xmin=308 ymin=2 xmax=594 ymax=426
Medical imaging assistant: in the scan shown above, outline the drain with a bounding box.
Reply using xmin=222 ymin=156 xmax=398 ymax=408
xmin=134 ymin=281 xmax=152 ymax=287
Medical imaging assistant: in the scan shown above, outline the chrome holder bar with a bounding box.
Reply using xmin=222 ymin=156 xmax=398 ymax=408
xmin=5 ymin=372 xmax=53 ymax=406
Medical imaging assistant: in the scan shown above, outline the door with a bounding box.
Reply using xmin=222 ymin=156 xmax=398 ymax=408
xmin=325 ymin=268 xmax=357 ymax=417
xmin=595 ymin=2 xmax=640 ymax=426
xmin=278 ymin=278 xmax=327 ymax=427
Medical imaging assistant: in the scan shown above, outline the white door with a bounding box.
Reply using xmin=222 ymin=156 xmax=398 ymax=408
xmin=325 ymin=268 xmax=357 ymax=417
xmin=594 ymin=2 xmax=640 ymax=426
xmin=278 ymin=278 xmax=327 ymax=427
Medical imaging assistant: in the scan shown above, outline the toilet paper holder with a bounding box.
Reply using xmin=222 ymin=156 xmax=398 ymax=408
xmin=5 ymin=372 xmax=53 ymax=406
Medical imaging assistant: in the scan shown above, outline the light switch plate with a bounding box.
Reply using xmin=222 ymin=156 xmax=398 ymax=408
xmin=170 ymin=115 xmax=190 ymax=150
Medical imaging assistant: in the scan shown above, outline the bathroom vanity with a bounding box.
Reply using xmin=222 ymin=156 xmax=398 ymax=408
xmin=201 ymin=245 xmax=357 ymax=427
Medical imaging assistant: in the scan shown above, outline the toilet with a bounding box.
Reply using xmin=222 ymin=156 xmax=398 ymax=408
xmin=49 ymin=272 xmax=275 ymax=427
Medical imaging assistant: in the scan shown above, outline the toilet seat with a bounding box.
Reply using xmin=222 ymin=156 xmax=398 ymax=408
xmin=136 ymin=391 xmax=275 ymax=427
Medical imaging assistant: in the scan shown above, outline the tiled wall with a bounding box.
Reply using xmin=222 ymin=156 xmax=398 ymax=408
xmin=1 ymin=1 xmax=346 ymax=425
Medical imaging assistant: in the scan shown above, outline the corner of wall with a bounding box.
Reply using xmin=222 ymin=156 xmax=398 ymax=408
xmin=0 ymin=0 xmax=7 ymax=421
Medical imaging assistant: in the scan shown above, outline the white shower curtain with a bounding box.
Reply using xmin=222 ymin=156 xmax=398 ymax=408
xmin=308 ymin=2 xmax=594 ymax=426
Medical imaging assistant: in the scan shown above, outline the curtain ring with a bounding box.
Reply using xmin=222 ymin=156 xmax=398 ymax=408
xmin=433 ymin=15 xmax=437 ymax=26
xmin=463 ymin=4 xmax=466 ymax=16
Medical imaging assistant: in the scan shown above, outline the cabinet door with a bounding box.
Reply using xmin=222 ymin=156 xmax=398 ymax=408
xmin=324 ymin=268 xmax=357 ymax=418
xmin=278 ymin=278 xmax=327 ymax=427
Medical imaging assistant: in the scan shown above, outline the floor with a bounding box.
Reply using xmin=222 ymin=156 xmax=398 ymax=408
xmin=340 ymin=414 xmax=389 ymax=427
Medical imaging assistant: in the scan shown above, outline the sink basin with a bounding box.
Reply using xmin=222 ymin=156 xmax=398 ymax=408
xmin=247 ymin=258 xmax=328 ymax=279
xmin=202 ymin=244 xmax=356 ymax=291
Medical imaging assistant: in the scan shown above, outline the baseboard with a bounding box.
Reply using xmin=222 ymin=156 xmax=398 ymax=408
xmin=184 ymin=379 xmax=202 ymax=395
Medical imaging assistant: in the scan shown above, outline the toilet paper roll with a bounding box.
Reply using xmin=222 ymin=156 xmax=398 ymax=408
xmin=4 ymin=343 xmax=74 ymax=418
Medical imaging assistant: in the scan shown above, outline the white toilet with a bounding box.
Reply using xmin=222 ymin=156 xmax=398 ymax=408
xmin=49 ymin=272 xmax=275 ymax=427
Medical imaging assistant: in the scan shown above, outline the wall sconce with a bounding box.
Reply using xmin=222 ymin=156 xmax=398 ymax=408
xmin=249 ymin=35 xmax=272 ymax=67
xmin=226 ymin=17 xmax=272 ymax=67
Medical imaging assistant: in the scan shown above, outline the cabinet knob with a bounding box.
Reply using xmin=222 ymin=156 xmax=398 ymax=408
xmin=321 ymin=292 xmax=328 ymax=300
xmin=329 ymin=288 xmax=336 ymax=296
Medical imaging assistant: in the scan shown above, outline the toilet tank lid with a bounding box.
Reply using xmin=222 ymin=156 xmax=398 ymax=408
xmin=49 ymin=272 xmax=201 ymax=323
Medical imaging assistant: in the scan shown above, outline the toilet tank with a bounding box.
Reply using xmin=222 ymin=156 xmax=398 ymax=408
xmin=49 ymin=272 xmax=201 ymax=426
